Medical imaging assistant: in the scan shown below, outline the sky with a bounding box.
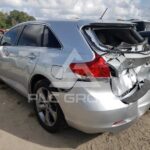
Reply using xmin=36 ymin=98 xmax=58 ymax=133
xmin=0 ymin=0 xmax=149 ymax=20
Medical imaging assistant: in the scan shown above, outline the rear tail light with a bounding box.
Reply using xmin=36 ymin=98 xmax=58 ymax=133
xmin=70 ymin=53 xmax=110 ymax=78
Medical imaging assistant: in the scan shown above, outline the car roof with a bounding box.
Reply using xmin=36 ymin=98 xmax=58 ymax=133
xmin=16 ymin=19 xmax=134 ymax=28
xmin=6 ymin=19 xmax=136 ymax=56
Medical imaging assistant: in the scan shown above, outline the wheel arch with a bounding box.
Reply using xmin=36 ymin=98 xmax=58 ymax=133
xmin=29 ymin=74 xmax=50 ymax=93
xmin=28 ymin=74 xmax=67 ymax=118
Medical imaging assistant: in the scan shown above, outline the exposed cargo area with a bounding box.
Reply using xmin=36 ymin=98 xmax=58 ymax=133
xmin=83 ymin=24 xmax=150 ymax=53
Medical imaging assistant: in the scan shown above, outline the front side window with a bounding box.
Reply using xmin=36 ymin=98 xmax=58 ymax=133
xmin=1 ymin=26 xmax=22 ymax=46
xmin=18 ymin=24 xmax=44 ymax=47
xmin=43 ymin=27 xmax=61 ymax=48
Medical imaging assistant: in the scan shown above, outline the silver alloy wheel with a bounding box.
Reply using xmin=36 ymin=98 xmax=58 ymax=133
xmin=36 ymin=87 xmax=58 ymax=127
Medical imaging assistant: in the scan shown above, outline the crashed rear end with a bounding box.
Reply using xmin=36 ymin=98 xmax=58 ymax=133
xmin=65 ymin=22 xmax=150 ymax=133
xmin=52 ymin=21 xmax=150 ymax=133
xmin=82 ymin=22 xmax=150 ymax=104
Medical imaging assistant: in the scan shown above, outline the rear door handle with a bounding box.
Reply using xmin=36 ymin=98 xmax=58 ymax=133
xmin=3 ymin=49 xmax=10 ymax=56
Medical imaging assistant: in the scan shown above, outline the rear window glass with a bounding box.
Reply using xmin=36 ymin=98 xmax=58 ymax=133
xmin=84 ymin=26 xmax=144 ymax=51
xmin=94 ymin=28 xmax=144 ymax=46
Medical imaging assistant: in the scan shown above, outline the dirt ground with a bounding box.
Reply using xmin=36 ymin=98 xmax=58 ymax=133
xmin=0 ymin=81 xmax=150 ymax=150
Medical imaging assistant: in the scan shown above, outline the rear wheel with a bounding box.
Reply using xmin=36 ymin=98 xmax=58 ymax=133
xmin=33 ymin=79 xmax=66 ymax=133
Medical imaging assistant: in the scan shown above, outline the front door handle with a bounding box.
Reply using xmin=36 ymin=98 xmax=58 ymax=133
xmin=28 ymin=53 xmax=37 ymax=60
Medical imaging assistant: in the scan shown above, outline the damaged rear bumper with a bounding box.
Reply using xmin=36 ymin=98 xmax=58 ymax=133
xmin=56 ymin=80 xmax=150 ymax=134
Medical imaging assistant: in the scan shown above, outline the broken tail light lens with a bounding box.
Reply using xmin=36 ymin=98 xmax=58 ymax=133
xmin=70 ymin=53 xmax=110 ymax=78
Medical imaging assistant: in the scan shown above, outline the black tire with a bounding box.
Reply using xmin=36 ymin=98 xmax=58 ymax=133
xmin=33 ymin=79 xmax=66 ymax=133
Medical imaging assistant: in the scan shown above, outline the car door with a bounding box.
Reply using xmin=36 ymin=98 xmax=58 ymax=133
xmin=0 ymin=24 xmax=44 ymax=96
xmin=9 ymin=24 xmax=44 ymax=96
xmin=0 ymin=25 xmax=22 ymax=83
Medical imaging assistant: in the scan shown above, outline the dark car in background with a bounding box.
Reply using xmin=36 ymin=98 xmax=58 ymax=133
xmin=139 ymin=31 xmax=150 ymax=44
xmin=132 ymin=20 xmax=150 ymax=32
xmin=131 ymin=20 xmax=150 ymax=44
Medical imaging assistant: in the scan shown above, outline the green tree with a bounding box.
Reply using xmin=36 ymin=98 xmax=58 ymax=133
xmin=7 ymin=10 xmax=35 ymax=27
xmin=0 ymin=12 xmax=7 ymax=28
xmin=0 ymin=10 xmax=35 ymax=29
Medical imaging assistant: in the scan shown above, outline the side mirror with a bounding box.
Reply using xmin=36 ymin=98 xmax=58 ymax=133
xmin=2 ymin=42 xmax=11 ymax=46
xmin=0 ymin=35 xmax=3 ymax=46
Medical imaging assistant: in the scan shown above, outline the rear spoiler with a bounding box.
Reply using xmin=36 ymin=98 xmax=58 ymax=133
xmin=89 ymin=23 xmax=135 ymax=28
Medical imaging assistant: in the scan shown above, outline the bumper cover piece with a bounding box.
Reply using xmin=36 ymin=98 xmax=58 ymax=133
xmin=122 ymin=80 xmax=150 ymax=104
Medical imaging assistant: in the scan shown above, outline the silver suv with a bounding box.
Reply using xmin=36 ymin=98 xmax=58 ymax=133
xmin=0 ymin=20 xmax=150 ymax=134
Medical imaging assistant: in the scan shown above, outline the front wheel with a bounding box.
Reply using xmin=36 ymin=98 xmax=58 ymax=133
xmin=33 ymin=79 xmax=66 ymax=133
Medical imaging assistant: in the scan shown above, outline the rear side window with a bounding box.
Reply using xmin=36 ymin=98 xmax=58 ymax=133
xmin=1 ymin=26 xmax=22 ymax=46
xmin=43 ymin=27 xmax=61 ymax=48
xmin=18 ymin=24 xmax=44 ymax=47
